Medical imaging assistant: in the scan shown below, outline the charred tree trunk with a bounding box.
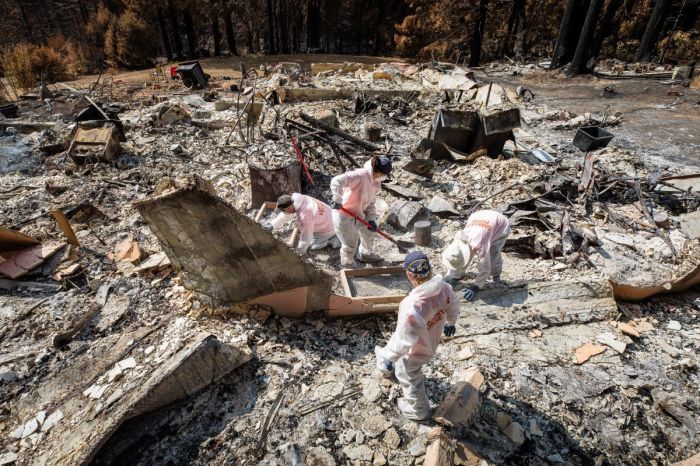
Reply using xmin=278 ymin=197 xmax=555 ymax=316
xmin=588 ymin=0 xmax=623 ymax=61
xmin=77 ymin=0 xmax=89 ymax=22
xmin=210 ymin=0 xmax=222 ymax=56
xmin=468 ymin=0 xmax=489 ymax=67
xmin=567 ymin=0 xmax=603 ymax=75
xmin=183 ymin=9 xmax=197 ymax=58
xmin=513 ymin=0 xmax=527 ymax=60
xmin=636 ymin=0 xmax=671 ymax=62
xmin=550 ymin=0 xmax=588 ymax=68
xmin=499 ymin=0 xmax=521 ymax=57
xmin=279 ymin=0 xmax=289 ymax=53
xmin=307 ymin=0 xmax=320 ymax=49
xmin=15 ymin=0 xmax=36 ymax=43
xmin=168 ymin=1 xmax=184 ymax=59
xmin=224 ymin=8 xmax=238 ymax=55
xmin=266 ymin=0 xmax=276 ymax=53
xmin=157 ymin=8 xmax=173 ymax=60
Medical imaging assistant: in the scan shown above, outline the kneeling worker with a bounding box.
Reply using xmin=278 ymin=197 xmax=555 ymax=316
xmin=272 ymin=193 xmax=339 ymax=255
xmin=374 ymin=251 xmax=459 ymax=421
xmin=330 ymin=155 xmax=392 ymax=267
xmin=442 ymin=209 xmax=511 ymax=300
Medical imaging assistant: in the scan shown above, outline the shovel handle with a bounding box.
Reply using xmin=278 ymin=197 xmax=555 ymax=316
xmin=339 ymin=207 xmax=396 ymax=244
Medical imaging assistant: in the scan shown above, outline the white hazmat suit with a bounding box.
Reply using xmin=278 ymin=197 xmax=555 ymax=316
xmin=330 ymin=160 xmax=381 ymax=266
xmin=375 ymin=275 xmax=459 ymax=420
xmin=271 ymin=193 xmax=338 ymax=255
xmin=442 ymin=210 xmax=511 ymax=287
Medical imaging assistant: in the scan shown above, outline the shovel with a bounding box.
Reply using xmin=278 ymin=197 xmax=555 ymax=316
xmin=339 ymin=206 xmax=414 ymax=253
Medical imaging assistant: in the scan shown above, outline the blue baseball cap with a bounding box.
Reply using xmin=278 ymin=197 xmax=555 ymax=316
xmin=402 ymin=250 xmax=431 ymax=276
xmin=376 ymin=155 xmax=393 ymax=177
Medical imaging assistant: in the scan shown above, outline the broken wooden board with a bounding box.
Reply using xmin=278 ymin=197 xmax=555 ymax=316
xmin=456 ymin=280 xmax=616 ymax=336
xmin=30 ymin=333 xmax=250 ymax=466
xmin=133 ymin=182 xmax=333 ymax=315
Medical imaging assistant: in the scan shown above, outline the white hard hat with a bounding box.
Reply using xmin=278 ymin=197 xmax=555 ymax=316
xmin=442 ymin=239 xmax=471 ymax=270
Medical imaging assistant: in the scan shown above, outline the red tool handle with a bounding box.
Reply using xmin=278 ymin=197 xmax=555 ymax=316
xmin=339 ymin=206 xmax=395 ymax=244
xmin=291 ymin=136 xmax=316 ymax=187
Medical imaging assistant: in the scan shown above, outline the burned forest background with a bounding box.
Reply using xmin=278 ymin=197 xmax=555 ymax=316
xmin=0 ymin=0 xmax=699 ymax=93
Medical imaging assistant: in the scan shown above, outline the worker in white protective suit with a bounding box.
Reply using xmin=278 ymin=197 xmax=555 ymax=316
xmin=441 ymin=209 xmax=511 ymax=300
xmin=330 ymin=155 xmax=392 ymax=267
xmin=270 ymin=193 xmax=339 ymax=255
xmin=374 ymin=251 xmax=460 ymax=421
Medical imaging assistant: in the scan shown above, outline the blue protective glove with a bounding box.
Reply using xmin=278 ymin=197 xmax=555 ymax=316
xmin=330 ymin=201 xmax=342 ymax=210
xmin=367 ymin=220 xmax=378 ymax=232
xmin=462 ymin=284 xmax=478 ymax=301
xmin=444 ymin=325 xmax=456 ymax=337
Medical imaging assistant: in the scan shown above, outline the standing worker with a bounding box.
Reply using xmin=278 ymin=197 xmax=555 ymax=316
xmin=271 ymin=193 xmax=339 ymax=255
xmin=442 ymin=209 xmax=511 ymax=300
xmin=374 ymin=251 xmax=459 ymax=421
xmin=330 ymin=155 xmax=392 ymax=267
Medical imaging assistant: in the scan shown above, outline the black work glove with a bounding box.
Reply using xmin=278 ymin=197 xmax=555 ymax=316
xmin=367 ymin=220 xmax=378 ymax=232
xmin=444 ymin=325 xmax=456 ymax=337
xmin=330 ymin=201 xmax=342 ymax=210
xmin=462 ymin=284 xmax=479 ymax=301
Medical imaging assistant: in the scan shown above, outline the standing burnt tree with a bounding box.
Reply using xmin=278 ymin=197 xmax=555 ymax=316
xmin=636 ymin=0 xmax=671 ymax=61
xmin=550 ymin=0 xmax=589 ymax=68
xmin=468 ymin=0 xmax=489 ymax=66
xmin=566 ymin=0 xmax=603 ymax=75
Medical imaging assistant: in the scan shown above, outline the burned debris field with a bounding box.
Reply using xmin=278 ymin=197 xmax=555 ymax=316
xmin=2 ymin=1 xmax=700 ymax=466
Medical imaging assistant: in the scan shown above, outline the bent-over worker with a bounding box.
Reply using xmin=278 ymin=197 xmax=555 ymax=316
xmin=442 ymin=209 xmax=511 ymax=300
xmin=374 ymin=251 xmax=459 ymax=421
xmin=271 ymin=193 xmax=339 ymax=255
xmin=330 ymin=155 xmax=392 ymax=267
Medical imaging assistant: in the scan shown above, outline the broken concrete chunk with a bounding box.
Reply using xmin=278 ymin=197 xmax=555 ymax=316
xmin=383 ymin=427 xmax=401 ymax=449
xmin=360 ymin=415 xmax=392 ymax=438
xmin=158 ymin=104 xmax=190 ymax=124
xmin=502 ymin=421 xmax=526 ymax=445
xmin=20 ymin=417 xmax=39 ymax=439
xmin=529 ymin=419 xmax=543 ymax=436
xmin=433 ymin=367 xmax=484 ymax=428
xmin=342 ymin=444 xmax=373 ymax=461
xmin=314 ymin=109 xmax=339 ymax=128
xmin=40 ymin=333 xmax=250 ymax=466
xmin=134 ymin=181 xmax=333 ymax=315
xmin=496 ymin=412 xmax=511 ymax=430
xmin=667 ymin=320 xmax=682 ymax=331
xmin=0 ymin=453 xmax=18 ymax=466
xmin=596 ymin=332 xmax=626 ymax=354
xmin=305 ymin=446 xmax=336 ymax=466
xmin=658 ymin=340 xmax=680 ymax=358
xmin=617 ymin=323 xmax=640 ymax=338
xmin=40 ymin=410 xmax=63 ymax=433
xmin=408 ymin=435 xmax=428 ymax=457
xmin=116 ymin=357 xmax=137 ymax=371
xmin=386 ymin=200 xmax=430 ymax=231
xmin=575 ymin=342 xmax=606 ymax=364
xmin=427 ymin=196 xmax=460 ymax=216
